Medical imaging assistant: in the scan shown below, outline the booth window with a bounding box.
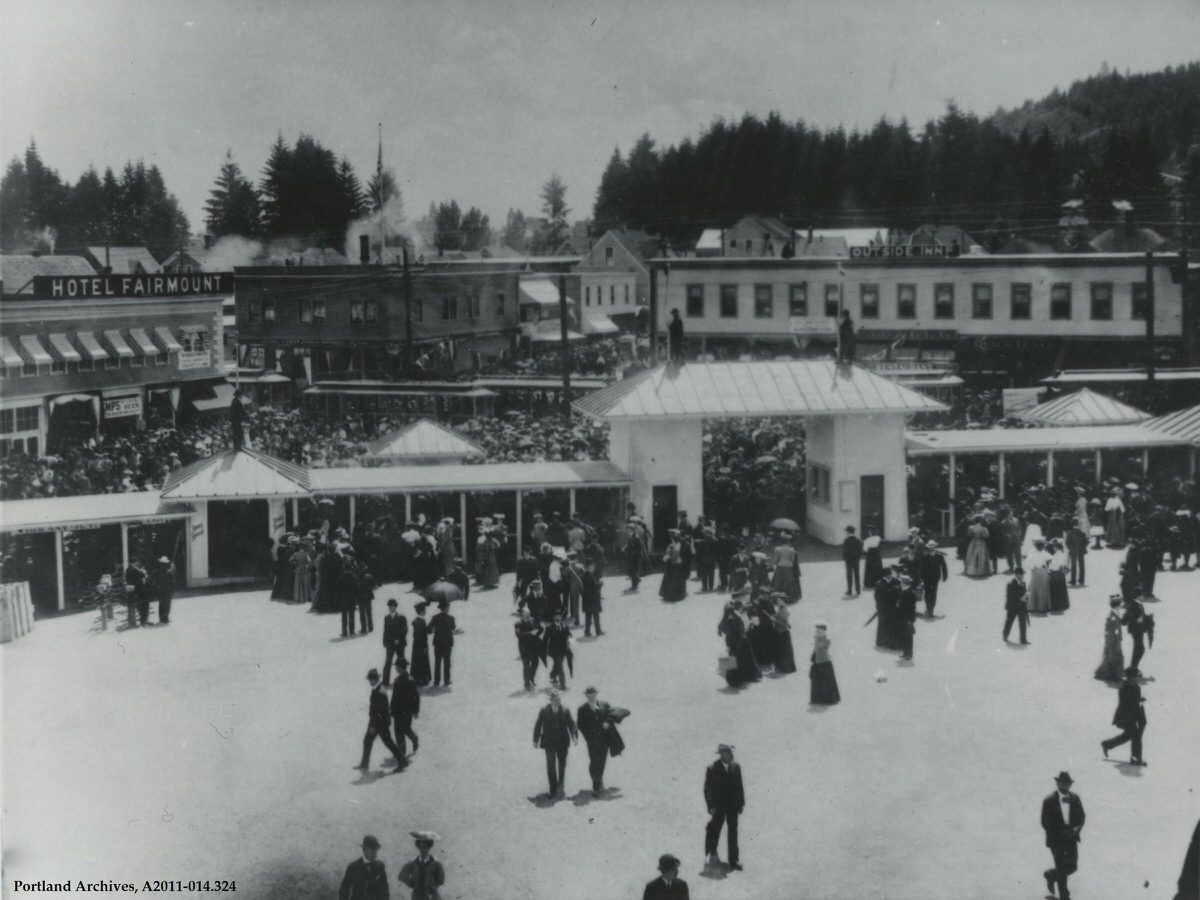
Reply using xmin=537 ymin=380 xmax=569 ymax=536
xmin=934 ymin=284 xmax=955 ymax=319
xmin=495 ymin=293 xmax=505 ymax=316
xmin=686 ymin=284 xmax=705 ymax=318
xmin=610 ymin=285 xmax=616 ymax=306
xmin=300 ymin=300 xmax=313 ymax=324
xmin=1090 ymin=283 xmax=1113 ymax=320
xmin=605 ymin=246 xmax=614 ymax=267
xmin=350 ymin=302 xmax=364 ymax=323
xmin=51 ymin=355 xmax=65 ymax=374
xmin=1050 ymin=284 xmax=1072 ymax=320
xmin=1131 ymin=283 xmax=1149 ymax=320
xmin=824 ymin=284 xmax=839 ymax=318
xmin=860 ymin=283 xmax=879 ymax=318
xmin=248 ymin=299 xmax=263 ymax=324
xmin=896 ymin=284 xmax=916 ymax=319
xmin=720 ymin=284 xmax=739 ymax=318
xmin=624 ymin=285 xmax=630 ymax=304
xmin=809 ymin=463 xmax=832 ymax=506
xmin=1011 ymin=283 xmax=1032 ymax=319
xmin=365 ymin=300 xmax=379 ymax=323
xmin=262 ymin=299 xmax=275 ymax=322
xmin=789 ymin=283 xmax=808 ymax=317
xmin=754 ymin=284 xmax=774 ymax=318
xmin=972 ymin=284 xmax=993 ymax=319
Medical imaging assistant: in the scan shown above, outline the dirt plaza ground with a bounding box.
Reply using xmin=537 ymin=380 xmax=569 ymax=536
xmin=2 ymin=547 xmax=1197 ymax=899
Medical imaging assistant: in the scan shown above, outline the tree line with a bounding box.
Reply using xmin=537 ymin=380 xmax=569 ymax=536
xmin=592 ymin=63 xmax=1200 ymax=246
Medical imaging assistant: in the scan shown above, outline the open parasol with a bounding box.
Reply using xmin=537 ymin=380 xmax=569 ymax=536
xmin=770 ymin=518 xmax=801 ymax=531
xmin=422 ymin=581 xmax=464 ymax=604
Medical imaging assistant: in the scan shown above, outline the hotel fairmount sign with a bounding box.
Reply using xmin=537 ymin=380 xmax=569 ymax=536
xmin=31 ymin=272 xmax=233 ymax=300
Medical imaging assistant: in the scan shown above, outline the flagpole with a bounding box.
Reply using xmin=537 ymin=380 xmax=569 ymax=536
xmin=377 ymin=122 xmax=385 ymax=264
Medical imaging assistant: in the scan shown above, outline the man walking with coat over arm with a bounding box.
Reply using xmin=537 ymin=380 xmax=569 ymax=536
xmin=704 ymin=744 xmax=745 ymax=870
xmin=1041 ymin=771 xmax=1085 ymax=900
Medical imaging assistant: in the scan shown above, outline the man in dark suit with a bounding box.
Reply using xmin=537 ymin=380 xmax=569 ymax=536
xmin=389 ymin=663 xmax=420 ymax=760
xmin=339 ymin=834 xmax=389 ymax=900
xmin=381 ymin=600 xmax=408 ymax=687
xmin=842 ymin=526 xmax=863 ymax=597
xmin=919 ymin=540 xmax=948 ymax=617
xmin=533 ymin=689 xmax=578 ymax=798
xmin=1040 ymin=771 xmax=1085 ymax=900
xmin=643 ymin=853 xmax=689 ymax=900
xmin=357 ymin=668 xmax=404 ymax=771
xmin=1003 ymin=568 xmax=1030 ymax=645
xmin=1101 ymin=674 xmax=1147 ymax=765
xmin=1065 ymin=523 xmax=1088 ymax=586
xmin=704 ymin=744 xmax=745 ymax=870
xmin=543 ymin=613 xmax=572 ymax=690
xmin=429 ymin=601 xmax=455 ymax=687
xmin=896 ymin=574 xmax=918 ymax=661
xmin=576 ymin=686 xmax=613 ymax=796
xmin=1122 ymin=595 xmax=1149 ymax=675
xmin=125 ymin=558 xmax=150 ymax=627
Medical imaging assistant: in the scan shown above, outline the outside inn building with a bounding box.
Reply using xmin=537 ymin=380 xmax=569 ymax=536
xmin=0 ymin=256 xmax=228 ymax=455
xmin=653 ymin=250 xmax=1193 ymax=383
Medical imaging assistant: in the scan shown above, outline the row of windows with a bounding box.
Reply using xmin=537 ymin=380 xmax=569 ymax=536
xmin=245 ymin=294 xmax=507 ymax=325
xmin=0 ymin=406 xmax=39 ymax=434
xmin=584 ymin=284 xmax=631 ymax=307
xmin=684 ymin=282 xmax=1153 ymax=322
xmin=2 ymin=350 xmax=173 ymax=380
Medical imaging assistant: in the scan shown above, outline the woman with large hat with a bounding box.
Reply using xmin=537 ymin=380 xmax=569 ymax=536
xmin=1025 ymin=539 xmax=1052 ymax=614
xmin=659 ymin=529 xmax=688 ymax=602
xmin=769 ymin=531 xmax=801 ymax=603
xmin=1094 ymin=596 xmax=1125 ymax=682
xmin=809 ymin=622 xmax=841 ymax=705
xmin=963 ymin=516 xmax=992 ymax=578
xmin=1104 ymin=487 xmax=1126 ymax=548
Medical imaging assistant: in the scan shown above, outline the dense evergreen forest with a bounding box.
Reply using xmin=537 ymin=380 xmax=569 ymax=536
xmin=592 ymin=63 xmax=1200 ymax=246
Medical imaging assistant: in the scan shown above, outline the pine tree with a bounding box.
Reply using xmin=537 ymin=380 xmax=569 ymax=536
xmin=502 ymin=208 xmax=528 ymax=251
xmin=338 ymin=157 xmax=367 ymax=221
xmin=593 ymin=148 xmax=627 ymax=233
xmin=460 ymin=207 xmax=492 ymax=251
xmin=434 ymin=200 xmax=463 ymax=253
xmin=538 ymin=174 xmax=569 ymax=252
xmin=206 ymin=150 xmax=262 ymax=239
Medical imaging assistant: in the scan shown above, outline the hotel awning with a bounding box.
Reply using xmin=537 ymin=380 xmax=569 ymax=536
xmin=19 ymin=335 xmax=52 ymax=365
xmin=192 ymin=382 xmax=235 ymax=412
xmin=128 ymin=327 xmax=159 ymax=355
xmin=581 ymin=314 xmax=619 ymax=335
xmin=531 ymin=330 xmax=586 ymax=343
xmin=1 ymin=337 xmax=22 ymax=368
xmin=154 ymin=326 xmax=184 ymax=353
xmin=103 ymin=330 xmax=135 ymax=358
xmin=48 ymin=333 xmax=82 ymax=363
xmin=75 ymin=332 xmax=109 ymax=361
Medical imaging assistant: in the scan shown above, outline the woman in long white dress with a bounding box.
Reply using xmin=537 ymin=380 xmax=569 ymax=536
xmin=1105 ymin=490 xmax=1126 ymax=548
xmin=1025 ymin=540 xmax=1052 ymax=614
xmin=1021 ymin=519 xmax=1045 ymax=561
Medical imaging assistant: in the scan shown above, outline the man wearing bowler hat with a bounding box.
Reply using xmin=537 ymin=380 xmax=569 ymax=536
xmin=429 ymin=600 xmax=455 ymax=687
xmin=339 ymin=834 xmax=389 ymax=900
xmin=398 ymin=831 xmax=444 ymax=900
xmin=533 ymin=689 xmax=578 ymax=798
xmin=704 ymin=744 xmax=745 ymax=870
xmin=643 ymin=853 xmax=689 ymax=900
xmin=1040 ymin=771 xmax=1085 ymax=899
xmin=357 ymin=669 xmax=405 ymax=771
xmin=382 ymin=599 xmax=408 ymax=687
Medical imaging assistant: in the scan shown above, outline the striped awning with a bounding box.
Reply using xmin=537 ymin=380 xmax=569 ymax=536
xmin=103 ymin=330 xmax=135 ymax=358
xmin=75 ymin=332 xmax=109 ymax=361
xmin=19 ymin=335 xmax=52 ymax=365
xmin=128 ymin=327 xmax=159 ymax=355
xmin=48 ymin=333 xmax=82 ymax=363
xmin=154 ymin=326 xmax=183 ymax=353
xmin=1 ymin=336 xmax=22 ymax=368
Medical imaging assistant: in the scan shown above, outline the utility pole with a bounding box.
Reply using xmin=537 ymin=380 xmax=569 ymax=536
xmin=402 ymin=242 xmax=413 ymax=365
xmin=558 ymin=274 xmax=572 ymax=415
xmin=1145 ymin=250 xmax=1156 ymax=383
xmin=376 ymin=123 xmax=386 ymax=265
xmin=1182 ymin=195 xmax=1194 ymax=365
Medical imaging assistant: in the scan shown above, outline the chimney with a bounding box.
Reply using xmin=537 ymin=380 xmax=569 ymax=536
xmin=807 ymin=225 xmax=813 ymax=244
xmin=359 ymin=235 xmax=371 ymax=265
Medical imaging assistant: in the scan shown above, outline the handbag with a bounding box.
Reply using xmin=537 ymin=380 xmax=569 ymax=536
xmin=717 ymin=656 xmax=737 ymax=675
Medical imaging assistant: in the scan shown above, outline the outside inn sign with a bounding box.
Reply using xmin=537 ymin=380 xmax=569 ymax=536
xmin=31 ymin=272 xmax=234 ymax=300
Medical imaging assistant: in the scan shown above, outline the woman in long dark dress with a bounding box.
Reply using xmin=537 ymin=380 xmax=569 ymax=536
xmin=862 ymin=530 xmax=883 ymax=589
xmin=771 ymin=596 xmax=797 ymax=674
xmin=271 ymin=535 xmax=294 ymax=600
xmin=809 ymin=623 xmax=841 ymax=705
xmin=769 ymin=537 xmax=801 ymax=603
xmin=1047 ymin=540 xmax=1070 ymax=612
xmin=1094 ymin=597 xmax=1125 ymax=682
xmin=748 ymin=597 xmax=776 ymax=671
xmin=410 ymin=602 xmax=432 ymax=686
xmin=659 ymin=530 xmax=688 ymax=602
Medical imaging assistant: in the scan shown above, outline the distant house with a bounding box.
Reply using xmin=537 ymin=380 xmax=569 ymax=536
xmin=160 ymin=249 xmax=208 ymax=273
xmin=905 ymin=224 xmax=979 ymax=254
xmin=81 ymin=246 xmax=161 ymax=275
xmin=1087 ymin=226 xmax=1172 ymax=253
xmin=695 ymin=218 xmax=889 ymax=258
xmin=575 ymin=228 xmax=667 ymax=328
xmin=0 ymin=254 xmax=97 ymax=298
xmin=996 ymin=236 xmax=1057 ymax=255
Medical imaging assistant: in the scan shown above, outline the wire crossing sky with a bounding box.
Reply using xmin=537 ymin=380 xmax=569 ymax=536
xmin=2 ymin=0 xmax=1197 ymax=232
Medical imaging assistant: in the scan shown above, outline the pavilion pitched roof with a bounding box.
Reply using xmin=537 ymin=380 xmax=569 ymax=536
xmin=1143 ymin=402 xmax=1200 ymax=446
xmin=367 ymin=418 xmax=485 ymax=460
xmin=1016 ymin=388 xmax=1149 ymax=426
xmin=160 ymin=448 xmax=311 ymax=500
xmin=573 ymin=361 xmax=947 ymax=420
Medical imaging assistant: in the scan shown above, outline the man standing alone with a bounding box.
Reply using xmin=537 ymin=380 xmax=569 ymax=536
xmin=533 ymin=689 xmax=578 ymax=799
xmin=704 ymin=744 xmax=745 ymax=871
xmin=919 ymin=540 xmax=948 ymax=617
xmin=1040 ymin=771 xmax=1085 ymax=900
xmin=381 ymin=599 xmax=408 ymax=687
xmin=1003 ymin=568 xmax=1029 ymax=645
xmin=841 ymin=526 xmax=862 ymax=598
xmin=430 ymin=600 xmax=455 ymax=687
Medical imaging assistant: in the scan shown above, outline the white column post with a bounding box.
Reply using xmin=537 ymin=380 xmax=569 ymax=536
xmin=515 ymin=489 xmax=524 ymax=559
xmin=1095 ymin=449 xmax=1103 ymax=486
xmin=120 ymin=522 xmax=130 ymax=572
xmin=291 ymin=497 xmax=299 ymax=529
xmin=404 ymin=493 xmax=413 ymax=524
xmin=1046 ymin=451 xmax=1055 ymax=487
xmin=1141 ymin=448 xmax=1150 ymax=477
xmin=460 ymin=492 xmax=468 ymax=567
xmin=55 ymin=530 xmax=65 ymax=611
xmin=569 ymin=488 xmax=577 ymax=517
xmin=1190 ymin=448 xmax=1197 ymax=478
xmin=947 ymin=453 xmax=956 ymax=537
xmin=348 ymin=495 xmax=356 ymax=533
xmin=997 ymin=453 xmax=1006 ymax=500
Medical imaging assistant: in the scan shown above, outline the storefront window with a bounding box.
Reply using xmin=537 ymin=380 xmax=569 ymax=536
xmin=754 ymin=284 xmax=774 ymax=318
xmin=972 ymin=284 xmax=993 ymax=319
xmin=687 ymin=284 xmax=704 ymax=318
xmin=789 ymin=283 xmax=807 ymax=316
xmin=860 ymin=284 xmax=879 ymax=318
xmin=896 ymin=284 xmax=916 ymax=319
xmin=1050 ymin=284 xmax=1072 ymax=320
xmin=934 ymin=284 xmax=955 ymax=319
xmin=824 ymin=284 xmax=839 ymax=318
xmin=1010 ymin=284 xmax=1031 ymax=319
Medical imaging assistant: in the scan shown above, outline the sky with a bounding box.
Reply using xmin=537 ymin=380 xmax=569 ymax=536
xmin=2 ymin=0 xmax=1198 ymax=235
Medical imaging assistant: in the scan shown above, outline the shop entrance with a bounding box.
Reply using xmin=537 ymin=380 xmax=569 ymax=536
xmin=208 ymin=500 xmax=269 ymax=578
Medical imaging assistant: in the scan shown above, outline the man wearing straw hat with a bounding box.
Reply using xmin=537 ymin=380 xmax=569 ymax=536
xmin=398 ymin=831 xmax=445 ymax=900
xmin=338 ymin=834 xmax=388 ymax=900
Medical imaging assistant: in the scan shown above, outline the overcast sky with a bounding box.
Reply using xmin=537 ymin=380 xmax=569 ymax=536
xmin=2 ymin=0 xmax=1198 ymax=234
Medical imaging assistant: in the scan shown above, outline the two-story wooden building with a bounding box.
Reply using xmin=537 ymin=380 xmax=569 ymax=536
xmin=574 ymin=228 xmax=663 ymax=330
xmin=0 ymin=256 xmax=228 ymax=454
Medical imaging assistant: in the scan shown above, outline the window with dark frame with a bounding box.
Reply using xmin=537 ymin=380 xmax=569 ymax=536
xmin=1050 ymin=283 xmax=1072 ymax=320
xmin=365 ymin=300 xmax=379 ymax=323
xmin=350 ymin=302 xmax=364 ymax=323
xmin=624 ymin=284 xmax=629 ymax=304
xmin=495 ymin=293 xmax=505 ymax=316
xmin=442 ymin=296 xmax=457 ymax=320
xmin=610 ymin=285 xmax=615 ymax=306
xmin=300 ymin=300 xmax=313 ymax=324
xmin=1131 ymin=283 xmax=1149 ymax=320
xmin=1090 ymin=282 xmax=1113 ymax=320
xmin=263 ymin=299 xmax=275 ymax=322
xmin=934 ymin=283 xmax=955 ymax=319
xmin=249 ymin=299 xmax=262 ymax=323
xmin=686 ymin=284 xmax=704 ymax=318
xmin=16 ymin=406 xmax=38 ymax=433
xmin=824 ymin=284 xmax=840 ymax=318
xmin=605 ymin=246 xmax=614 ymax=267
xmin=1010 ymin=283 xmax=1031 ymax=319
xmin=896 ymin=283 xmax=916 ymax=319
xmin=754 ymin=283 xmax=774 ymax=318
xmin=585 ymin=286 xmax=590 ymax=307
xmin=789 ymin=283 xmax=807 ymax=316
xmin=719 ymin=284 xmax=738 ymax=318
xmin=313 ymin=300 xmax=325 ymax=322
xmin=972 ymin=284 xmax=993 ymax=319
xmin=860 ymin=283 xmax=880 ymax=318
